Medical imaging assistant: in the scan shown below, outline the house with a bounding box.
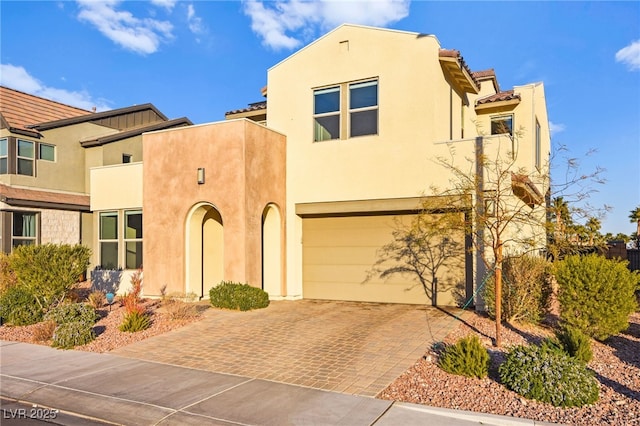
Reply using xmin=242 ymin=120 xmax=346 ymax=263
xmin=0 ymin=86 xmax=191 ymax=286
xmin=97 ymin=24 xmax=551 ymax=306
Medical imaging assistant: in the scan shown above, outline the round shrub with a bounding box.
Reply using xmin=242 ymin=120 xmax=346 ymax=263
xmin=209 ymin=281 xmax=270 ymax=311
xmin=0 ymin=285 xmax=43 ymax=325
xmin=44 ymin=303 xmax=98 ymax=325
xmin=499 ymin=344 xmax=599 ymax=407
xmin=556 ymin=326 xmax=593 ymax=364
xmin=554 ymin=254 xmax=639 ymax=340
xmin=438 ymin=335 xmax=489 ymax=378
xmin=52 ymin=321 xmax=96 ymax=349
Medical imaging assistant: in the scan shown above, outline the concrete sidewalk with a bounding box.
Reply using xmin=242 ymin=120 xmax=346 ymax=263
xmin=1 ymin=341 xmax=555 ymax=426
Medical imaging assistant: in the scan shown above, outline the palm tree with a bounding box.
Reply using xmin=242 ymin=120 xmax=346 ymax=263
xmin=630 ymin=206 xmax=640 ymax=236
xmin=585 ymin=217 xmax=601 ymax=246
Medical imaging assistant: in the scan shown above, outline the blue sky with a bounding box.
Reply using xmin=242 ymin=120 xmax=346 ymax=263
xmin=1 ymin=1 xmax=638 ymax=235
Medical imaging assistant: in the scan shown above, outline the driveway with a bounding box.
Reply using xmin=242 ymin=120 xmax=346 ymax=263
xmin=113 ymin=300 xmax=467 ymax=397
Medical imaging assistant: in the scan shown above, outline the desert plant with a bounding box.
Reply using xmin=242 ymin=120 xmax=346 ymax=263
xmin=0 ymin=285 xmax=43 ymax=325
xmin=32 ymin=320 xmax=56 ymax=342
xmin=86 ymin=290 xmax=106 ymax=310
xmin=121 ymin=269 xmax=144 ymax=315
xmin=484 ymin=254 xmax=550 ymax=324
xmin=7 ymin=244 xmax=91 ymax=311
xmin=499 ymin=344 xmax=599 ymax=407
xmin=438 ymin=335 xmax=489 ymax=378
xmin=44 ymin=302 xmax=98 ymax=326
xmin=119 ymin=310 xmax=151 ymax=332
xmin=209 ymin=281 xmax=270 ymax=311
xmin=555 ymin=326 xmax=593 ymax=364
xmin=554 ymin=254 xmax=639 ymax=340
xmin=163 ymin=292 xmax=199 ymax=320
xmin=52 ymin=321 xmax=96 ymax=349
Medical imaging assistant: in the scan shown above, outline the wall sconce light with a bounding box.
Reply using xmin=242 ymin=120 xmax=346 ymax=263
xmin=197 ymin=168 xmax=205 ymax=184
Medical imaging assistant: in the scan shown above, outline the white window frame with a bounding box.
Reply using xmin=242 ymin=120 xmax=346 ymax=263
xmin=0 ymin=138 xmax=7 ymax=174
xmin=124 ymin=210 xmax=143 ymax=269
xmin=12 ymin=211 xmax=38 ymax=248
xmin=16 ymin=139 xmax=35 ymax=176
xmin=348 ymin=80 xmax=378 ymax=138
xmin=99 ymin=211 xmax=119 ymax=269
xmin=313 ymin=86 xmax=341 ymax=142
xmin=490 ymin=115 xmax=514 ymax=136
xmin=535 ymin=118 xmax=541 ymax=171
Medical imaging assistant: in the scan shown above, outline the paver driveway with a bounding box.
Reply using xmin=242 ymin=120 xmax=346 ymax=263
xmin=113 ymin=300 xmax=467 ymax=397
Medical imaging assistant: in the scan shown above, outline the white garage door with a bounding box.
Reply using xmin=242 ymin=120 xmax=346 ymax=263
xmin=302 ymin=214 xmax=465 ymax=305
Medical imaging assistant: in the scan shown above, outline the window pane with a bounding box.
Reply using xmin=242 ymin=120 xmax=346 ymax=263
xmin=100 ymin=212 xmax=118 ymax=239
xmin=40 ymin=144 xmax=55 ymax=161
xmin=314 ymin=87 xmax=340 ymax=114
xmin=12 ymin=239 xmax=35 ymax=248
xmin=125 ymin=242 xmax=143 ymax=269
xmin=350 ymin=110 xmax=378 ymax=137
xmin=17 ymin=158 xmax=33 ymax=176
xmin=0 ymin=139 xmax=7 ymax=156
xmin=17 ymin=140 xmax=34 ymax=158
xmin=125 ymin=211 xmax=143 ymax=238
xmin=350 ymin=81 xmax=377 ymax=109
xmin=0 ymin=158 xmax=6 ymax=174
xmin=314 ymin=115 xmax=340 ymax=141
xmin=491 ymin=116 xmax=513 ymax=135
xmin=100 ymin=242 xmax=119 ymax=269
xmin=13 ymin=213 xmax=36 ymax=237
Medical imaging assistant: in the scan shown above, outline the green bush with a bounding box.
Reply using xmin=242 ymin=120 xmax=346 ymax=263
xmin=554 ymin=254 xmax=639 ymax=340
xmin=438 ymin=335 xmax=489 ymax=378
xmin=44 ymin=303 xmax=98 ymax=326
xmin=499 ymin=344 xmax=599 ymax=407
xmin=484 ymin=254 xmax=550 ymax=324
xmin=555 ymin=326 xmax=593 ymax=364
xmin=119 ymin=310 xmax=151 ymax=332
xmin=52 ymin=321 xmax=96 ymax=349
xmin=8 ymin=244 xmax=91 ymax=311
xmin=0 ymin=285 xmax=43 ymax=325
xmin=209 ymin=281 xmax=270 ymax=311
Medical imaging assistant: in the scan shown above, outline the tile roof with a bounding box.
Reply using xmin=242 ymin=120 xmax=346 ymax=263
xmin=476 ymin=90 xmax=521 ymax=105
xmin=472 ymin=69 xmax=496 ymax=80
xmin=438 ymin=49 xmax=480 ymax=92
xmin=226 ymin=100 xmax=267 ymax=116
xmin=0 ymin=183 xmax=90 ymax=211
xmin=0 ymin=86 xmax=92 ymax=136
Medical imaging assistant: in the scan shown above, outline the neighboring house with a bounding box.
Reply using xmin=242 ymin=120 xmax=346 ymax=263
xmin=97 ymin=24 xmax=551 ymax=306
xmin=0 ymin=86 xmax=191 ymax=287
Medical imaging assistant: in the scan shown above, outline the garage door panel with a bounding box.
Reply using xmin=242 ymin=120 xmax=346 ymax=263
xmin=303 ymin=246 xmax=381 ymax=265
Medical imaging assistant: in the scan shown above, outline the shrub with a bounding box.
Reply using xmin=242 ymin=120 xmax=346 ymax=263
xmin=555 ymin=326 xmax=593 ymax=364
xmin=209 ymin=281 xmax=270 ymax=311
xmin=52 ymin=321 xmax=96 ymax=349
xmin=0 ymin=252 xmax=17 ymax=295
xmin=32 ymin=320 xmax=56 ymax=342
xmin=86 ymin=290 xmax=106 ymax=310
xmin=44 ymin=303 xmax=98 ymax=326
xmin=119 ymin=310 xmax=151 ymax=332
xmin=163 ymin=292 xmax=199 ymax=320
xmin=499 ymin=344 xmax=599 ymax=407
xmin=121 ymin=269 xmax=144 ymax=315
xmin=484 ymin=254 xmax=550 ymax=323
xmin=0 ymin=285 xmax=43 ymax=325
xmin=554 ymin=254 xmax=639 ymax=340
xmin=8 ymin=244 xmax=91 ymax=311
xmin=438 ymin=335 xmax=489 ymax=378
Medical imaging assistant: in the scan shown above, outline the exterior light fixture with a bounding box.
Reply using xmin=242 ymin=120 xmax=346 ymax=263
xmin=197 ymin=168 xmax=205 ymax=184
xmin=106 ymin=292 xmax=115 ymax=311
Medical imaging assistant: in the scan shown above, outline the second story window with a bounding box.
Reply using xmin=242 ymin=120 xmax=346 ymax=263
xmin=0 ymin=138 xmax=7 ymax=174
xmin=349 ymin=80 xmax=378 ymax=137
xmin=314 ymin=86 xmax=340 ymax=141
xmin=39 ymin=143 xmax=55 ymax=161
xmin=535 ymin=118 xmax=542 ymax=171
xmin=491 ymin=115 xmax=513 ymax=136
xmin=17 ymin=139 xmax=34 ymax=176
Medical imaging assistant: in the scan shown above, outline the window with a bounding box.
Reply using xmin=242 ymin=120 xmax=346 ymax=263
xmin=122 ymin=154 xmax=132 ymax=163
xmin=0 ymin=138 xmax=7 ymax=174
xmin=313 ymin=79 xmax=378 ymax=142
xmin=39 ymin=143 xmax=55 ymax=161
xmin=349 ymin=80 xmax=378 ymax=137
xmin=535 ymin=118 xmax=541 ymax=171
xmin=314 ymin=86 xmax=340 ymax=141
xmin=17 ymin=139 xmax=35 ymax=176
xmin=491 ymin=115 xmax=513 ymax=136
xmin=12 ymin=212 xmax=37 ymax=247
xmin=99 ymin=212 xmax=119 ymax=269
xmin=124 ymin=210 xmax=143 ymax=269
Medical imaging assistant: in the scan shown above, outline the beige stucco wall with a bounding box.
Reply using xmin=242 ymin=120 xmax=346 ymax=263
xmin=141 ymin=119 xmax=286 ymax=297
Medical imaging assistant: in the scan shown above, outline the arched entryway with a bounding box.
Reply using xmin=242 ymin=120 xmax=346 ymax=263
xmin=185 ymin=203 xmax=224 ymax=299
xmin=262 ymin=203 xmax=282 ymax=297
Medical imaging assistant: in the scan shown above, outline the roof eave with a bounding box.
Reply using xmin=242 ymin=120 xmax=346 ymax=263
xmin=80 ymin=117 xmax=192 ymax=147
xmin=439 ymin=57 xmax=480 ymax=94
xmin=475 ymin=98 xmax=521 ymax=111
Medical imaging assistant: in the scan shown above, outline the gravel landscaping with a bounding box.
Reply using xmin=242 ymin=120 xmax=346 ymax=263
xmin=0 ymin=287 xmax=637 ymax=425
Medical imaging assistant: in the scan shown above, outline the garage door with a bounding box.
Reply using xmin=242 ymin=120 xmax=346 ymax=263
xmin=302 ymin=214 xmax=466 ymax=305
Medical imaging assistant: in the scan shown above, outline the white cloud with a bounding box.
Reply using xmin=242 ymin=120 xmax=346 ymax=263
xmin=150 ymin=0 xmax=177 ymax=11
xmin=76 ymin=0 xmax=174 ymax=55
xmin=243 ymin=0 xmax=411 ymax=50
xmin=549 ymin=121 xmax=566 ymax=137
xmin=0 ymin=64 xmax=111 ymax=112
xmin=187 ymin=3 xmax=205 ymax=35
xmin=615 ymin=40 xmax=640 ymax=71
